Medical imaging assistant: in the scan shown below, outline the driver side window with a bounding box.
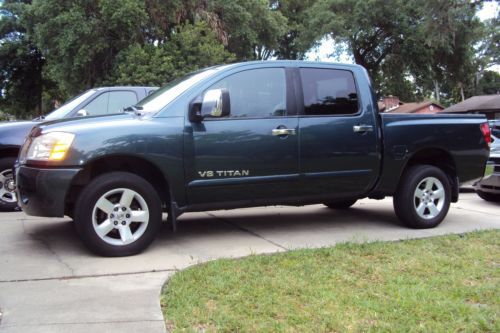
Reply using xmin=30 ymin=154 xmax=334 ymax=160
xmin=208 ymin=68 xmax=287 ymax=118
xmin=83 ymin=93 xmax=109 ymax=116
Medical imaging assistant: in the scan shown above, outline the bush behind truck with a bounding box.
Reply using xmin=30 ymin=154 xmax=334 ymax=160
xmin=15 ymin=61 xmax=491 ymax=256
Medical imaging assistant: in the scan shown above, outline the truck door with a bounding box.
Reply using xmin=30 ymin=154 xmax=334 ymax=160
xmin=185 ymin=67 xmax=300 ymax=205
xmin=297 ymin=67 xmax=380 ymax=198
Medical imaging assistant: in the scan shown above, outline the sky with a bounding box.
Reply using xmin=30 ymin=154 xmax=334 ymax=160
xmin=306 ymin=1 xmax=499 ymax=68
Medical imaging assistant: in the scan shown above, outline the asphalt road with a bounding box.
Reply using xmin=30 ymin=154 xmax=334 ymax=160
xmin=0 ymin=193 xmax=498 ymax=332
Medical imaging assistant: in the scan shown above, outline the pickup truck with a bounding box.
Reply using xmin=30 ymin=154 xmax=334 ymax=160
xmin=0 ymin=86 xmax=157 ymax=211
xmin=15 ymin=61 xmax=491 ymax=256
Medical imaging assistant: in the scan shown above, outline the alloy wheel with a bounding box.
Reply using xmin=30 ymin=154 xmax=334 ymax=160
xmin=92 ymin=188 xmax=150 ymax=246
xmin=413 ymin=176 xmax=445 ymax=220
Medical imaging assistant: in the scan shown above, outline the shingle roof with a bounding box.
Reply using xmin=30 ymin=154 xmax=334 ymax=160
xmin=386 ymin=101 xmax=443 ymax=113
xmin=443 ymin=95 xmax=500 ymax=113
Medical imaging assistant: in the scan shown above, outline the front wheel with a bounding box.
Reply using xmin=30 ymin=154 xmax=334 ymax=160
xmin=74 ymin=172 xmax=162 ymax=257
xmin=393 ymin=165 xmax=451 ymax=229
xmin=0 ymin=157 xmax=19 ymax=212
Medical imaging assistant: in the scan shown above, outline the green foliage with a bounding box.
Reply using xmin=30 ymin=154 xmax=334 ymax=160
xmin=306 ymin=0 xmax=488 ymax=103
xmin=0 ymin=0 xmax=45 ymax=119
xmin=272 ymin=0 xmax=319 ymax=60
xmin=0 ymin=0 xmax=496 ymax=117
xmin=476 ymin=70 xmax=500 ymax=95
xmin=209 ymin=0 xmax=288 ymax=60
xmin=27 ymin=0 xmax=148 ymax=94
xmin=112 ymin=21 xmax=234 ymax=86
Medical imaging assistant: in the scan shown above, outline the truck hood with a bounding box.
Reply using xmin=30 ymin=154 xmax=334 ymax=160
xmin=35 ymin=113 xmax=138 ymax=135
xmin=0 ymin=120 xmax=38 ymax=142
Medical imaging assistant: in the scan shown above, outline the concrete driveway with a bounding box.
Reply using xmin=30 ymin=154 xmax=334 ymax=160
xmin=0 ymin=193 xmax=498 ymax=332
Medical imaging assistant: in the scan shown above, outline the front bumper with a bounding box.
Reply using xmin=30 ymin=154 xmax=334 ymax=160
xmin=16 ymin=165 xmax=81 ymax=217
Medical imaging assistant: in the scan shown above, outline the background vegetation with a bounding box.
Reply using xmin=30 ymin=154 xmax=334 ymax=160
xmin=0 ymin=0 xmax=498 ymax=119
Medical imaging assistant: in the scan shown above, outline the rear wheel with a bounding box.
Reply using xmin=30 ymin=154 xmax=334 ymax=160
xmin=324 ymin=199 xmax=357 ymax=209
xmin=74 ymin=172 xmax=162 ymax=257
xmin=476 ymin=190 xmax=500 ymax=203
xmin=394 ymin=165 xmax=451 ymax=229
xmin=0 ymin=157 xmax=18 ymax=212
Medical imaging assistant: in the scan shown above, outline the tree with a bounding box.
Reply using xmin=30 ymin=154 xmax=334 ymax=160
xmin=476 ymin=70 xmax=500 ymax=95
xmin=112 ymin=21 xmax=235 ymax=86
xmin=208 ymin=0 xmax=287 ymax=60
xmin=27 ymin=0 xmax=148 ymax=95
xmin=0 ymin=0 xmax=45 ymax=118
xmin=272 ymin=0 xmax=319 ymax=60
xmin=306 ymin=0 xmax=486 ymax=103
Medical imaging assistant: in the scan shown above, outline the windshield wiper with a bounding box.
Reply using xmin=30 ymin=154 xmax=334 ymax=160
xmin=123 ymin=105 xmax=144 ymax=116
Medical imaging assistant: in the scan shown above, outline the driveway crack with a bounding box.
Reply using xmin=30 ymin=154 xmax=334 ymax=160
xmin=0 ymin=268 xmax=177 ymax=283
xmin=21 ymin=220 xmax=75 ymax=276
xmin=1 ymin=318 xmax=164 ymax=328
xmin=206 ymin=212 xmax=288 ymax=251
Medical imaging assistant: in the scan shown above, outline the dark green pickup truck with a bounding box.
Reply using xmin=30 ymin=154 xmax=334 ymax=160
xmin=15 ymin=61 xmax=491 ymax=256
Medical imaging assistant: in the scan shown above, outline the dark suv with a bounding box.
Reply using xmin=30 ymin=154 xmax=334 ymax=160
xmin=0 ymin=86 xmax=157 ymax=211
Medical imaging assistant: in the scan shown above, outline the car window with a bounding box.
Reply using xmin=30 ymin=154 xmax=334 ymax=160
xmin=84 ymin=92 xmax=110 ymax=116
xmin=44 ymin=89 xmax=97 ymax=120
xmin=107 ymin=91 xmax=137 ymax=114
xmin=209 ymin=68 xmax=287 ymax=118
xmin=300 ymin=68 xmax=359 ymax=116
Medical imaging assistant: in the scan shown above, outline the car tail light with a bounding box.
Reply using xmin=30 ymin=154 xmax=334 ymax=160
xmin=480 ymin=122 xmax=491 ymax=147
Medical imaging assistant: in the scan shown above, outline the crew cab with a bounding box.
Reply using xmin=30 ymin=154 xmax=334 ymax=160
xmin=15 ymin=61 xmax=491 ymax=256
xmin=0 ymin=86 xmax=157 ymax=211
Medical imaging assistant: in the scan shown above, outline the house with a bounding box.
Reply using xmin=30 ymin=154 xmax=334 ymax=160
xmin=442 ymin=95 xmax=500 ymax=120
xmin=378 ymin=96 xmax=444 ymax=114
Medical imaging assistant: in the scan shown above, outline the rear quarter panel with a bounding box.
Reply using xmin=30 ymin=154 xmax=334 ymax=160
xmin=374 ymin=113 xmax=490 ymax=195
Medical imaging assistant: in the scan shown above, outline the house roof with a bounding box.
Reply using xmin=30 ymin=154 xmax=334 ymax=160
xmin=386 ymin=101 xmax=443 ymax=113
xmin=443 ymin=95 xmax=500 ymax=113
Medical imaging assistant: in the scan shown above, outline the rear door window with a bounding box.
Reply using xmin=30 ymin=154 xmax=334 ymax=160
xmin=300 ymin=68 xmax=359 ymax=116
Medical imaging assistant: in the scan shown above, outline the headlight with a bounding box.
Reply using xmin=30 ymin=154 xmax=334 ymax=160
xmin=26 ymin=132 xmax=75 ymax=161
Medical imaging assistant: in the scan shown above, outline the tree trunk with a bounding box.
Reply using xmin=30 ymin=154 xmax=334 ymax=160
xmin=459 ymin=82 xmax=465 ymax=101
xmin=433 ymin=80 xmax=440 ymax=103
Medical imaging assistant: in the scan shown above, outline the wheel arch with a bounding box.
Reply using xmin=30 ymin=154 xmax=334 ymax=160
xmin=65 ymin=155 xmax=170 ymax=217
xmin=400 ymin=147 xmax=458 ymax=202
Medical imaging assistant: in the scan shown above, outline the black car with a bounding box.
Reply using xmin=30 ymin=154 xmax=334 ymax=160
xmin=0 ymin=86 xmax=157 ymax=211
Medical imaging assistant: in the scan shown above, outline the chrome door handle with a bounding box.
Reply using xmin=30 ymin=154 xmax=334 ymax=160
xmin=353 ymin=125 xmax=374 ymax=133
xmin=272 ymin=128 xmax=296 ymax=136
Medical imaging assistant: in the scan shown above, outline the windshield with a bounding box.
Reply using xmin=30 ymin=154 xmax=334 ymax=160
xmin=44 ymin=89 xmax=97 ymax=121
xmin=135 ymin=67 xmax=224 ymax=114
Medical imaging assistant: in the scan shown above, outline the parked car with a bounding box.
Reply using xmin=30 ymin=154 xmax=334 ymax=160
xmin=15 ymin=61 xmax=490 ymax=256
xmin=474 ymin=120 xmax=500 ymax=202
xmin=0 ymin=86 xmax=157 ymax=211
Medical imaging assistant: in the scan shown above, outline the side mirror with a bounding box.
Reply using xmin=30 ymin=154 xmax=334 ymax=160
xmin=189 ymin=88 xmax=230 ymax=122
xmin=76 ymin=109 xmax=88 ymax=117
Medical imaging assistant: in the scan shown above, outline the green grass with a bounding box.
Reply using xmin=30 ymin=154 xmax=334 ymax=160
xmin=161 ymin=230 xmax=500 ymax=332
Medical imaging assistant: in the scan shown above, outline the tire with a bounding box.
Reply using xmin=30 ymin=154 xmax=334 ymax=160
xmin=0 ymin=157 xmax=19 ymax=212
xmin=74 ymin=172 xmax=162 ymax=257
xmin=476 ymin=190 xmax=500 ymax=203
xmin=324 ymin=199 xmax=357 ymax=209
xmin=393 ymin=165 xmax=451 ymax=229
